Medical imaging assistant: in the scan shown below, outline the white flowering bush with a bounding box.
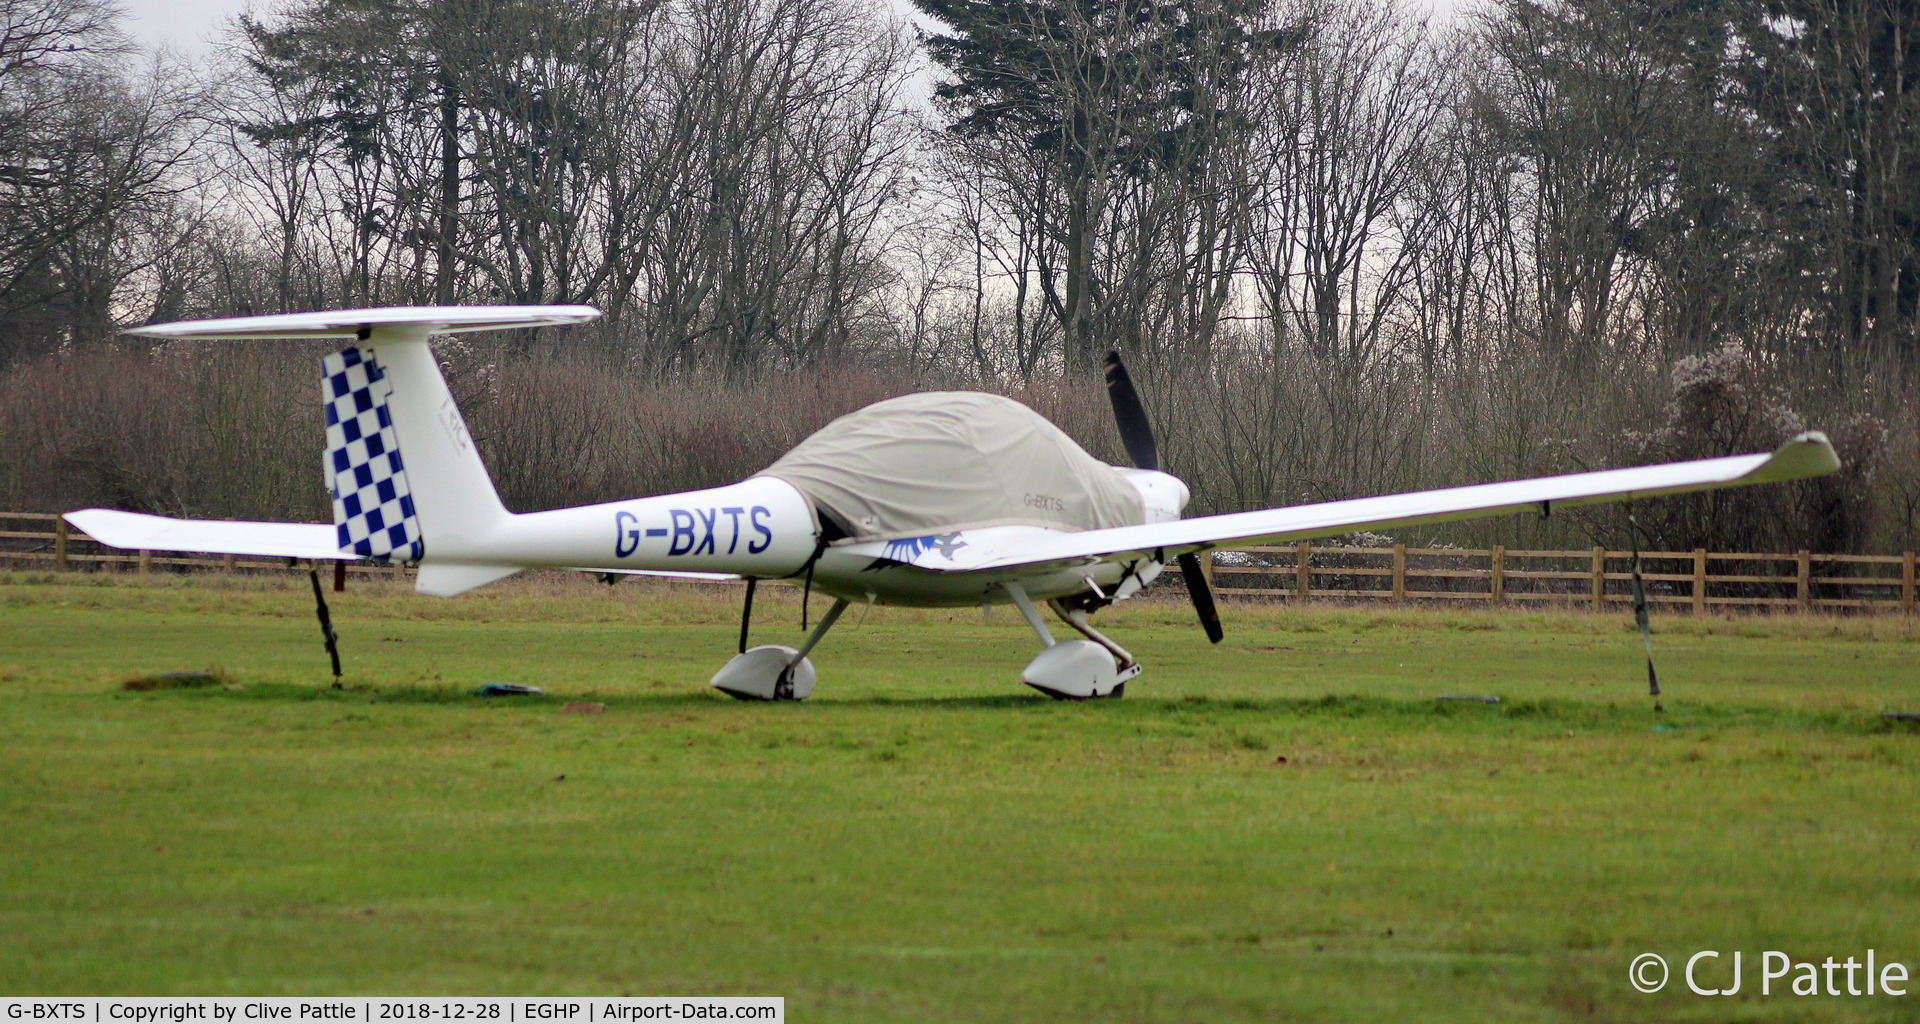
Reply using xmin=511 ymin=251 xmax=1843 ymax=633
xmin=1611 ymin=344 xmax=1884 ymax=554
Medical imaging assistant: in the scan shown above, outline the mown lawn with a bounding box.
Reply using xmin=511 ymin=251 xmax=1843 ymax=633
xmin=2 ymin=571 xmax=1917 ymax=1022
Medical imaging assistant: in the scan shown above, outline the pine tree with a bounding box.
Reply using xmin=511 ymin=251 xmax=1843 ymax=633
xmin=914 ymin=0 xmax=1286 ymax=372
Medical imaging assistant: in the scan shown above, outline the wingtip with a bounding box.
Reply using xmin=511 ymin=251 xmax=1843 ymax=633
xmin=61 ymin=508 xmax=110 ymax=529
xmin=1757 ymin=430 xmax=1841 ymax=481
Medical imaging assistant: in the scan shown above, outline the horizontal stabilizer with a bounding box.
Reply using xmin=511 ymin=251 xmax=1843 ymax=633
xmin=123 ymin=305 xmax=600 ymax=341
xmin=65 ymin=509 xmax=344 ymax=560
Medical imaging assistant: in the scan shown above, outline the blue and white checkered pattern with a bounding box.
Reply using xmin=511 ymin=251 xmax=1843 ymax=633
xmin=323 ymin=346 xmax=424 ymax=562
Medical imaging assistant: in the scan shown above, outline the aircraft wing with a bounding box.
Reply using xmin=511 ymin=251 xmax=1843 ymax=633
xmin=931 ymin=431 xmax=1841 ymax=573
xmin=64 ymin=509 xmax=345 ymax=560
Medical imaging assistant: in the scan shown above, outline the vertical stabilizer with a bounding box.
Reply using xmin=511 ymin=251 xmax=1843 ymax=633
xmin=324 ymin=347 xmax=424 ymax=560
xmin=319 ymin=324 xmax=515 ymax=566
xmin=350 ymin=327 xmax=512 ymax=562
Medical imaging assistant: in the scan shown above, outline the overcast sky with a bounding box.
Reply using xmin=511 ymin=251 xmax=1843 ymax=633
xmin=122 ymin=0 xmax=253 ymax=52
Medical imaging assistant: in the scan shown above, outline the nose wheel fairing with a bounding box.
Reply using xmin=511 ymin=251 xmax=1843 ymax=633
xmin=1021 ymin=640 xmax=1139 ymax=699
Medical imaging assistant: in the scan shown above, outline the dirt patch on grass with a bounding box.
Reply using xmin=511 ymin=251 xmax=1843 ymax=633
xmin=122 ymin=668 xmax=234 ymax=691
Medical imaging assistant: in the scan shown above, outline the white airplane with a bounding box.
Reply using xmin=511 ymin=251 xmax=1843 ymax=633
xmin=69 ymin=306 xmax=1841 ymax=701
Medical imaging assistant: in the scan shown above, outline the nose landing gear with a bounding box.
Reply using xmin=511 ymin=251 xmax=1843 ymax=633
xmin=1002 ymin=581 xmax=1139 ymax=700
xmin=1021 ymin=639 xmax=1138 ymax=699
xmin=710 ymin=597 xmax=848 ymax=701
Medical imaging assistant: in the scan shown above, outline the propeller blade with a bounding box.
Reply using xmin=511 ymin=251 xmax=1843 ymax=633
xmin=1103 ymin=350 xmax=1159 ymax=471
xmin=1177 ymin=552 xmax=1223 ymax=644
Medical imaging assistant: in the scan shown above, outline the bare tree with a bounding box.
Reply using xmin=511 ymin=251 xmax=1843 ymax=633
xmin=1246 ymin=0 xmax=1444 ymax=365
xmin=0 ymin=40 xmax=205 ymax=357
xmin=0 ymin=0 xmax=127 ymax=81
xmin=613 ymin=0 xmax=915 ymax=371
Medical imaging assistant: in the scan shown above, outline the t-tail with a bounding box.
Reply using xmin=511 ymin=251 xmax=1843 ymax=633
xmin=317 ymin=321 xmax=515 ymax=594
xmin=65 ymin=307 xmax=819 ymax=596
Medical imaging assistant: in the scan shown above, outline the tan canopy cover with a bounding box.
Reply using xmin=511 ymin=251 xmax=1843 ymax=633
xmin=756 ymin=391 xmax=1144 ymax=542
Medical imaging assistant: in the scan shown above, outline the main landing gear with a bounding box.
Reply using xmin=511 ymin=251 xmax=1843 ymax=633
xmin=1003 ymin=581 xmax=1139 ymax=700
xmin=711 ymin=581 xmax=848 ymax=701
xmin=707 ymin=578 xmax=1140 ymax=701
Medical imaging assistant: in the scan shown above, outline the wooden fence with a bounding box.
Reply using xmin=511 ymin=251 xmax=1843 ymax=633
xmin=3 ymin=510 xmax=1916 ymax=613
xmin=1198 ymin=543 xmax=1918 ymax=614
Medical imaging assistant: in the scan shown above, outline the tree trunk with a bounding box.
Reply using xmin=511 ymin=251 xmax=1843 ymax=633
xmin=436 ymin=72 xmax=459 ymax=305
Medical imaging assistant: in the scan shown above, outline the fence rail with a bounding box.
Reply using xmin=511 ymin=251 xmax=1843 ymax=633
xmin=3 ymin=511 xmax=1915 ymax=613
xmin=1198 ymin=542 xmax=1918 ymax=614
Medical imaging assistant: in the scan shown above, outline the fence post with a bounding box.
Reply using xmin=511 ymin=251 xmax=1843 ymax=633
xmin=1591 ymin=546 xmax=1604 ymax=611
xmin=1199 ymin=550 xmax=1214 ymax=592
xmin=1904 ymin=551 xmax=1915 ymax=615
xmin=1392 ymin=544 xmax=1406 ymax=602
xmin=137 ymin=548 xmax=151 ymax=575
xmin=223 ymin=553 xmax=235 ymax=574
xmin=1693 ymin=548 xmax=1707 ymax=616
xmin=1490 ymin=545 xmax=1505 ymax=606
xmin=54 ymin=518 xmax=68 ymax=572
xmin=1796 ymin=549 xmax=1811 ymax=611
xmin=1296 ymin=542 xmax=1311 ymax=603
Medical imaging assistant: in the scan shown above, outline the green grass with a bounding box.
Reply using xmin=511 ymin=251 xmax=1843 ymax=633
xmin=3 ymin=570 xmax=1919 ymax=1021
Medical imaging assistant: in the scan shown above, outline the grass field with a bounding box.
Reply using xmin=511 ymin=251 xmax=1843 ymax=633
xmin=2 ymin=570 xmax=1918 ymax=1021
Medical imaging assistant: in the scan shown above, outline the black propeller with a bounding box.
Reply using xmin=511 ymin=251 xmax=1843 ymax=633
xmin=1177 ymin=552 xmax=1225 ymax=643
xmin=1102 ymin=350 xmax=1159 ymax=472
xmin=1102 ymin=349 xmax=1221 ymax=644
